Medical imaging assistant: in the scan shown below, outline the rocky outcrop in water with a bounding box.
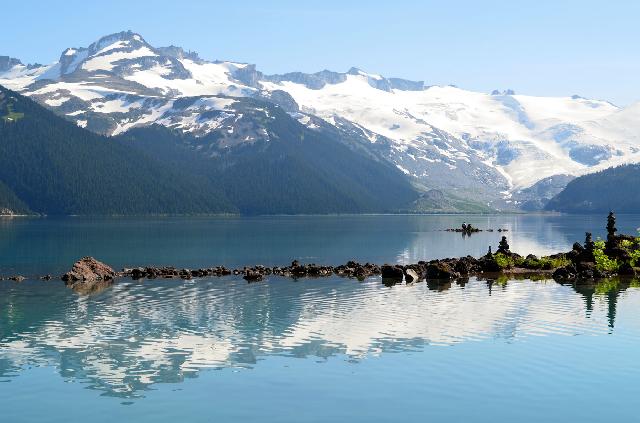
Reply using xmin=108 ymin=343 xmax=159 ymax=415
xmin=445 ymin=224 xmax=508 ymax=235
xmin=553 ymin=212 xmax=640 ymax=281
xmin=62 ymin=257 xmax=116 ymax=292
xmin=62 ymin=257 xmax=115 ymax=283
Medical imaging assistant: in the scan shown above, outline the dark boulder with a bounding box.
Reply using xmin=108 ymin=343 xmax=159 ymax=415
xmin=243 ymin=270 xmax=264 ymax=282
xmin=426 ymin=261 xmax=460 ymax=280
xmin=453 ymin=259 xmax=470 ymax=275
xmin=553 ymin=266 xmax=574 ymax=281
xmin=130 ymin=267 xmax=147 ymax=279
xmin=381 ymin=265 xmax=404 ymax=281
xmin=479 ymin=257 xmax=501 ymax=273
xmin=576 ymin=262 xmax=597 ymax=279
xmin=618 ymin=262 xmax=636 ymax=276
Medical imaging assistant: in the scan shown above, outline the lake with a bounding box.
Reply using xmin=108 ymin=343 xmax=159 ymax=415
xmin=2 ymin=214 xmax=640 ymax=422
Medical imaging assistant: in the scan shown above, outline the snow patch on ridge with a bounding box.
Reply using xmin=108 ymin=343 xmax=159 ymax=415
xmin=83 ymin=47 xmax=157 ymax=71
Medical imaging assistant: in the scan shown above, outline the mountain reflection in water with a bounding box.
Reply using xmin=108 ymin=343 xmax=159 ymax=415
xmin=1 ymin=276 xmax=637 ymax=398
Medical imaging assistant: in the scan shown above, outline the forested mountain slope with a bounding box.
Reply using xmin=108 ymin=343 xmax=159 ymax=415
xmin=546 ymin=164 xmax=640 ymax=213
xmin=0 ymin=86 xmax=418 ymax=215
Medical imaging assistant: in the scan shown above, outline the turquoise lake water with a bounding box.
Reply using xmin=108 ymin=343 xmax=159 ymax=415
xmin=2 ymin=214 xmax=640 ymax=422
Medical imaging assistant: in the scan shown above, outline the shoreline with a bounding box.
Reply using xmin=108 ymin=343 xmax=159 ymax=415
xmin=2 ymin=211 xmax=626 ymax=219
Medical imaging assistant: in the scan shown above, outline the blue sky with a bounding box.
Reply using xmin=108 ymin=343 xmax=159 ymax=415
xmin=3 ymin=0 xmax=639 ymax=104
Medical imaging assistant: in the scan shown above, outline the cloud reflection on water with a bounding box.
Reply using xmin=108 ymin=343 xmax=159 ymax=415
xmin=1 ymin=276 xmax=637 ymax=398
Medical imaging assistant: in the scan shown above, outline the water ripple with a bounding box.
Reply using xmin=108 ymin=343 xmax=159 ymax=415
xmin=1 ymin=277 xmax=638 ymax=398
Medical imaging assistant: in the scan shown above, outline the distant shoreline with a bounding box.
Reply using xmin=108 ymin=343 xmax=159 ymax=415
xmin=0 ymin=211 xmax=600 ymax=218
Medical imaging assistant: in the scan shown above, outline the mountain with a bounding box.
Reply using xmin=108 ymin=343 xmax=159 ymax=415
xmin=545 ymin=164 xmax=640 ymax=213
xmin=118 ymin=104 xmax=419 ymax=215
xmin=0 ymin=85 xmax=236 ymax=215
xmin=510 ymin=174 xmax=576 ymax=211
xmin=0 ymin=85 xmax=417 ymax=215
xmin=2 ymin=30 xmax=640 ymax=210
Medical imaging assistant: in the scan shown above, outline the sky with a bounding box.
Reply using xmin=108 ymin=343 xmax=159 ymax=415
xmin=3 ymin=0 xmax=639 ymax=105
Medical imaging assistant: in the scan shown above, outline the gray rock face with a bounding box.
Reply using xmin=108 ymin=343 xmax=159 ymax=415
xmin=156 ymin=46 xmax=202 ymax=62
xmin=232 ymin=64 xmax=262 ymax=87
xmin=263 ymin=68 xmax=425 ymax=93
xmin=87 ymin=30 xmax=148 ymax=55
xmin=257 ymin=89 xmax=299 ymax=113
xmin=347 ymin=67 xmax=392 ymax=91
xmin=58 ymin=48 xmax=88 ymax=75
xmin=567 ymin=143 xmax=613 ymax=166
xmin=389 ymin=78 xmax=424 ymax=91
xmin=264 ymin=70 xmax=347 ymax=90
xmin=491 ymin=89 xmax=516 ymax=95
xmin=0 ymin=56 xmax=22 ymax=72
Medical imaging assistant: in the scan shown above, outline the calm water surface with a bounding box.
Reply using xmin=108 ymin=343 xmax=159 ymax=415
xmin=1 ymin=214 xmax=640 ymax=422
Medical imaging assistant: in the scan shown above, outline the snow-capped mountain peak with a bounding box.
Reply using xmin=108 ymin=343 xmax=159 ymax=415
xmin=1 ymin=31 xmax=639 ymax=210
xmin=89 ymin=30 xmax=148 ymax=52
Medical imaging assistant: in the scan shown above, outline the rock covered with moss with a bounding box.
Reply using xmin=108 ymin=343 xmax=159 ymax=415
xmin=554 ymin=212 xmax=640 ymax=281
